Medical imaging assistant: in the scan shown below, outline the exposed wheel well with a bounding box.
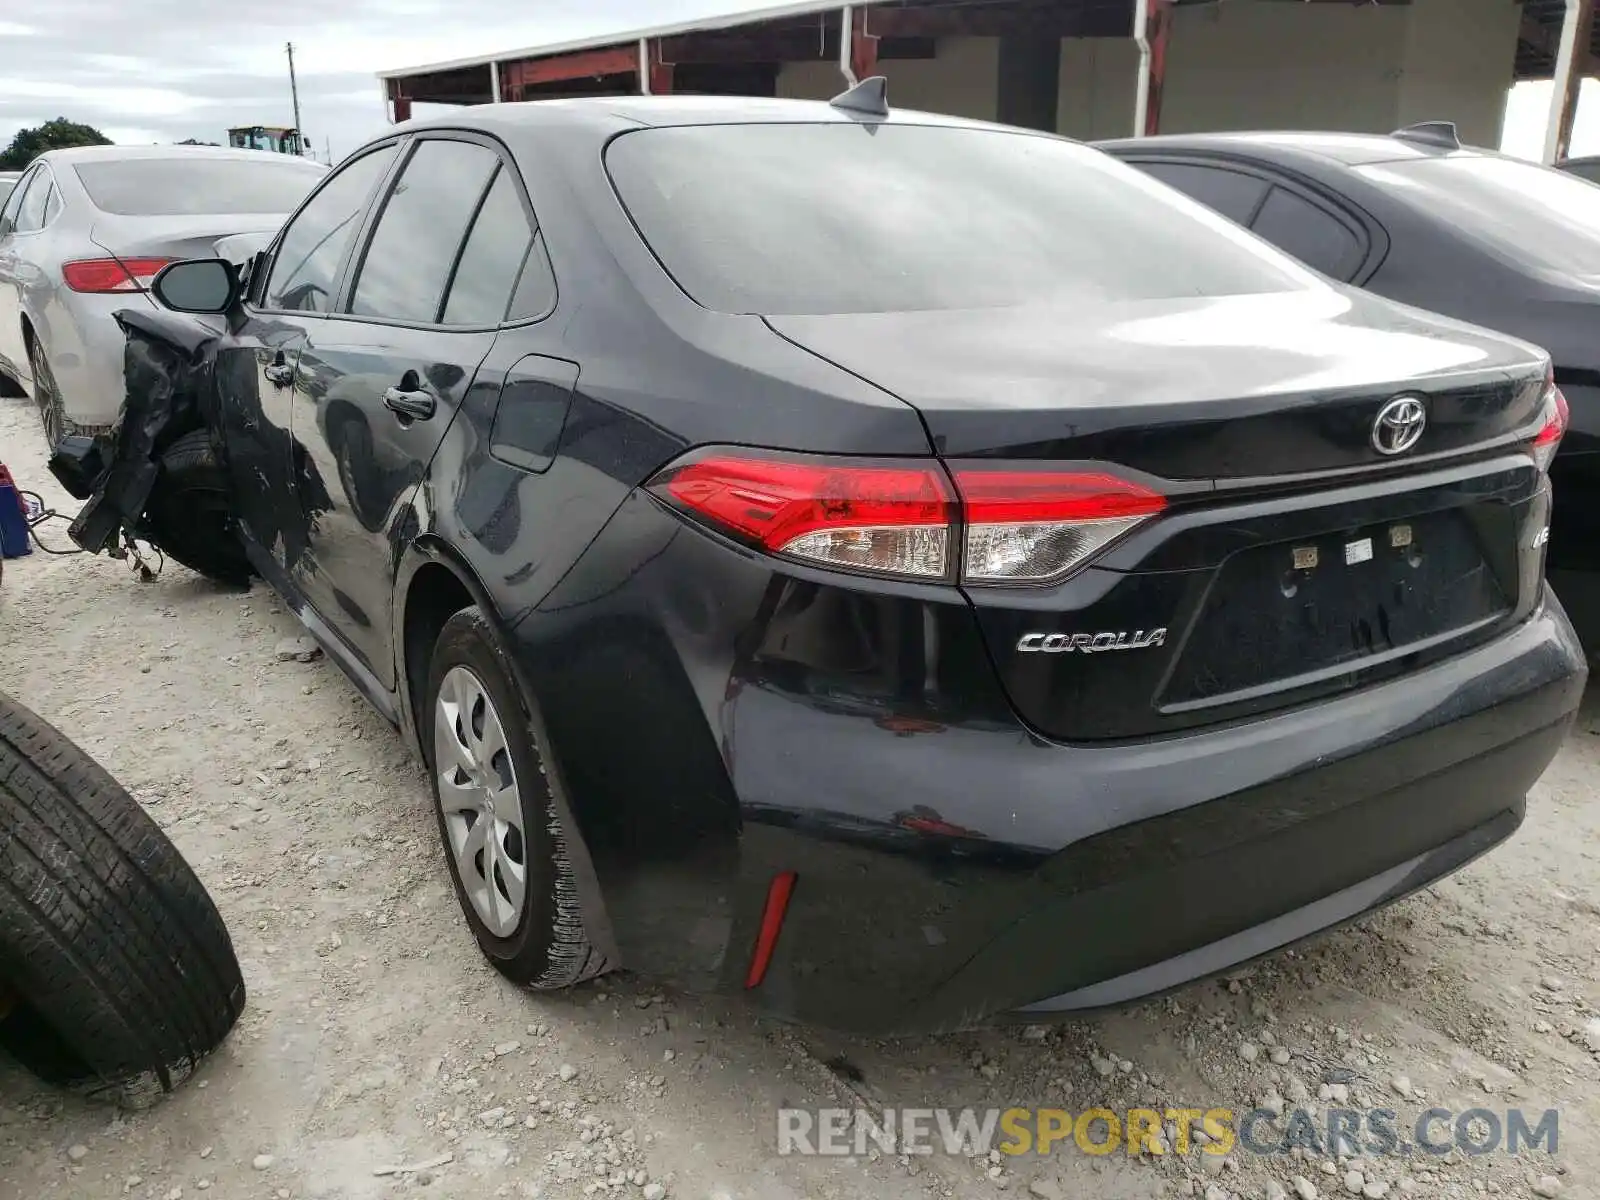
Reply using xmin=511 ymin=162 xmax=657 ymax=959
xmin=402 ymin=562 xmax=475 ymax=760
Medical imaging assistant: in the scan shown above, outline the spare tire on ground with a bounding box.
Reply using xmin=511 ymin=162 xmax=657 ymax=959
xmin=0 ymin=690 xmax=245 ymax=1106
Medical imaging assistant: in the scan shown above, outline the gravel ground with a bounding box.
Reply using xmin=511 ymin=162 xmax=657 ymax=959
xmin=1 ymin=391 xmax=1597 ymax=1200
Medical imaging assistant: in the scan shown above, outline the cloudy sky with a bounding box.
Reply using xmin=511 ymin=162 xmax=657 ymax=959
xmin=0 ymin=1 xmax=743 ymax=162
xmin=0 ymin=1 xmax=1593 ymax=164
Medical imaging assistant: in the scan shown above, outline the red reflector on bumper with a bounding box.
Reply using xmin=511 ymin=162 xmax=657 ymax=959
xmin=744 ymin=870 xmax=798 ymax=989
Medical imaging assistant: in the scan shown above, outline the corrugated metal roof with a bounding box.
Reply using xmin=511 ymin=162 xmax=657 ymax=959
xmin=377 ymin=0 xmax=888 ymax=80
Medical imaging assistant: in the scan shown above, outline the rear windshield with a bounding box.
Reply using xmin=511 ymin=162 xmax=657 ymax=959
xmin=74 ymin=157 xmax=327 ymax=216
xmin=1358 ymin=154 xmax=1600 ymax=277
xmin=604 ymin=123 xmax=1313 ymax=315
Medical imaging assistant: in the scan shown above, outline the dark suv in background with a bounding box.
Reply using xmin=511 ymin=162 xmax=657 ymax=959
xmin=89 ymin=96 xmax=1584 ymax=1034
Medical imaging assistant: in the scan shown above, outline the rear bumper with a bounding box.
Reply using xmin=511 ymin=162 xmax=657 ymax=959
xmin=515 ymin=491 xmax=1585 ymax=1036
xmin=720 ymin=595 xmax=1583 ymax=1034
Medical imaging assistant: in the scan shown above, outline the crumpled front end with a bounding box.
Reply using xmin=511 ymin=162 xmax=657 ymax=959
xmin=50 ymin=308 xmax=228 ymax=565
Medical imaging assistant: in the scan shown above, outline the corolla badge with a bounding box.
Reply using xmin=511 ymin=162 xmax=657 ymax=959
xmin=1371 ymin=396 xmax=1427 ymax=456
xmin=1017 ymin=630 xmax=1168 ymax=654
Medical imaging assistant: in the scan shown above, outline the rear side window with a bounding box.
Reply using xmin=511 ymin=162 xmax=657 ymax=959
xmin=265 ymin=145 xmax=398 ymax=313
xmin=508 ymin=234 xmax=557 ymax=320
xmin=13 ymin=170 xmax=52 ymax=233
xmin=349 ymin=139 xmax=499 ymax=324
xmin=1249 ymin=188 xmax=1365 ymax=280
xmin=1135 ymin=161 xmax=1270 ymax=224
xmin=441 ymin=166 xmax=538 ymax=325
xmin=74 ymin=158 xmax=325 ymax=216
xmin=605 ymin=124 xmax=1312 ymax=315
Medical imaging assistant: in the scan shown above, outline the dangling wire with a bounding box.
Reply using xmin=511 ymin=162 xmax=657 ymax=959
xmin=17 ymin=489 xmax=163 ymax=580
xmin=18 ymin=489 xmax=83 ymax=556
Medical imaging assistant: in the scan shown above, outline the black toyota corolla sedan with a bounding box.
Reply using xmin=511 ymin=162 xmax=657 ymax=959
xmin=1098 ymin=125 xmax=1600 ymax=648
xmin=108 ymin=92 xmax=1583 ymax=1034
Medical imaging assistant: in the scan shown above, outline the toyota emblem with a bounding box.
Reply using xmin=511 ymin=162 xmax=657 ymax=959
xmin=1371 ymin=396 xmax=1427 ymax=456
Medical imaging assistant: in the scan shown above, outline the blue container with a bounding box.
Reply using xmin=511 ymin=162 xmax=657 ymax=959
xmin=0 ymin=482 xmax=31 ymax=559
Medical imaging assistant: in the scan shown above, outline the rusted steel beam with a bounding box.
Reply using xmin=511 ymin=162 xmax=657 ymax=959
xmin=865 ymin=3 xmax=1129 ymax=40
xmin=501 ymin=44 xmax=641 ymax=93
xmin=663 ymin=31 xmax=834 ymax=63
xmin=852 ymin=9 xmax=881 ymax=80
xmin=1554 ymin=0 xmax=1597 ymax=160
xmin=1143 ymin=0 xmax=1175 ymax=136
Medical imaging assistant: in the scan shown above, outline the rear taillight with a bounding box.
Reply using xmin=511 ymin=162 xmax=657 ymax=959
xmin=648 ymin=449 xmax=1165 ymax=584
xmin=61 ymin=257 xmax=174 ymax=294
xmin=652 ymin=451 xmax=955 ymax=578
xmin=953 ymin=468 xmax=1166 ymax=583
xmin=1531 ymin=376 xmax=1568 ymax=473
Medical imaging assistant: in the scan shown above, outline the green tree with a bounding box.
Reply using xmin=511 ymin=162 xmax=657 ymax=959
xmin=0 ymin=119 xmax=112 ymax=170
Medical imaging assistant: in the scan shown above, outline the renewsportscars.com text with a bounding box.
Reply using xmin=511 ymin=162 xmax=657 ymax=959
xmin=777 ymin=1106 xmax=1560 ymax=1160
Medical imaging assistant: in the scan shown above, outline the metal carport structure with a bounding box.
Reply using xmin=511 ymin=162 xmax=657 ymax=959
xmin=379 ymin=0 xmax=1600 ymax=160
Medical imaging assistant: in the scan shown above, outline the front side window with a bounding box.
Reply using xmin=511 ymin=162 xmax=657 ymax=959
xmin=605 ymin=123 xmax=1317 ymax=316
xmin=264 ymin=144 xmax=398 ymax=313
xmin=349 ymin=139 xmax=499 ymax=324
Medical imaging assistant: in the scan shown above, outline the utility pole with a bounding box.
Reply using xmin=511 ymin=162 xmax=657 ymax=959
xmin=287 ymin=41 xmax=305 ymax=156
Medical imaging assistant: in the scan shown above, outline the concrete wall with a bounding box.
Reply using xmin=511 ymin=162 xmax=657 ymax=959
xmin=1395 ymin=0 xmax=1520 ymax=146
xmin=1161 ymin=2 xmax=1410 ymax=135
xmin=1056 ymin=38 xmax=1140 ymax=140
xmin=776 ymin=2 xmax=1515 ymax=146
xmin=777 ymin=37 xmax=1000 ymax=121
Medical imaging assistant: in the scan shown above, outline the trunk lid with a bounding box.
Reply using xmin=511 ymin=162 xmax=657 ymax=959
xmin=768 ymin=290 xmax=1554 ymax=741
xmin=765 ymin=290 xmax=1549 ymax=476
xmin=90 ymin=214 xmax=289 ymax=263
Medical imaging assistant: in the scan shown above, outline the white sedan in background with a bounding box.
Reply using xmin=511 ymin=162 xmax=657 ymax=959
xmin=0 ymin=145 xmax=326 ymax=445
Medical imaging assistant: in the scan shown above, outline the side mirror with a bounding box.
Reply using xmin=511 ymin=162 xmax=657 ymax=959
xmin=150 ymin=258 xmax=238 ymax=314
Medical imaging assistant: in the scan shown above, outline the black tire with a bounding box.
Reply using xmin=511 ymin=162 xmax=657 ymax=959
xmin=425 ymin=607 xmax=611 ymax=989
xmin=27 ymin=336 xmax=67 ymax=450
xmin=0 ymin=690 xmax=246 ymax=1106
xmin=144 ymin=429 xmax=253 ymax=587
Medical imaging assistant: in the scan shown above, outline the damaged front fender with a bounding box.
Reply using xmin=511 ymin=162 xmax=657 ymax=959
xmin=52 ymin=308 xmax=233 ymax=563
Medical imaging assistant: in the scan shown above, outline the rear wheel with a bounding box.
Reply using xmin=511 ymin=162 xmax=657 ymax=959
xmin=425 ymin=607 xmax=610 ymax=988
xmin=0 ymin=690 xmax=246 ymax=1106
xmin=27 ymin=336 xmax=67 ymax=450
xmin=142 ymin=429 xmax=252 ymax=587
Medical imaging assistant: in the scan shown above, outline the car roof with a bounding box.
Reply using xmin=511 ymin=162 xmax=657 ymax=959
xmin=37 ymin=144 xmax=327 ymax=167
xmin=393 ymin=94 xmax=1025 ymax=140
xmin=1094 ymin=129 xmax=1506 ymax=170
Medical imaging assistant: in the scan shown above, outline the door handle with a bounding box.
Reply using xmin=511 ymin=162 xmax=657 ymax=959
xmin=383 ymin=386 xmax=436 ymax=421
